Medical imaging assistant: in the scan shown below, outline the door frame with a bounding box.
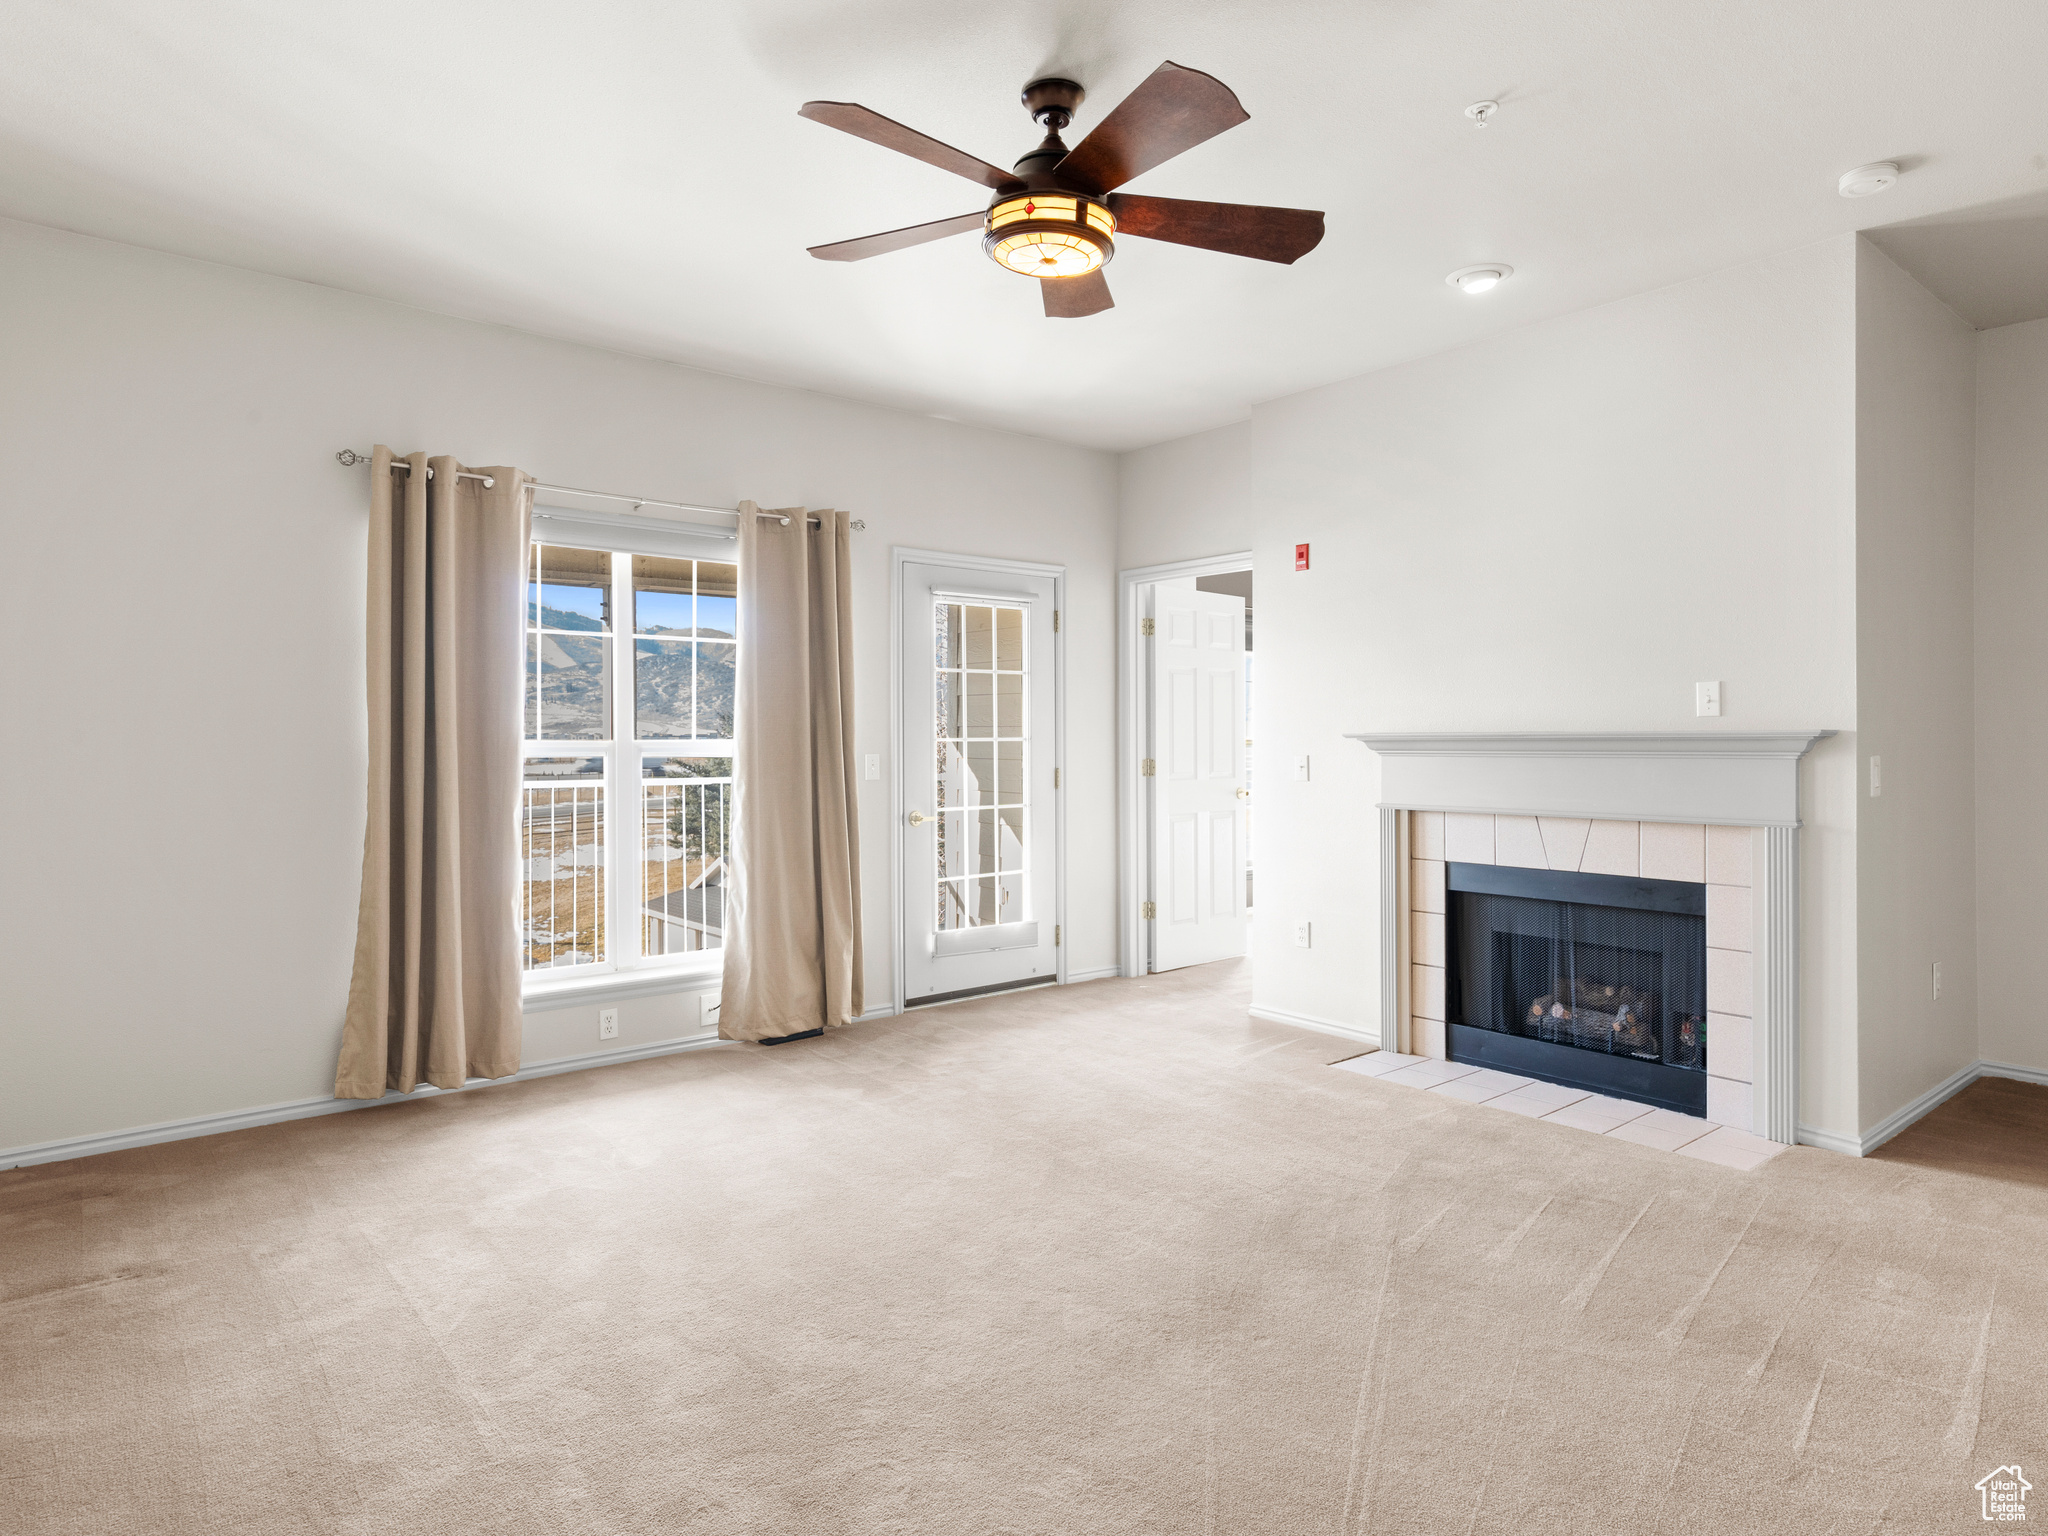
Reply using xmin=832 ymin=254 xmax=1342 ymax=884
xmin=891 ymin=546 xmax=1068 ymax=1016
xmin=1117 ymin=551 xmax=1254 ymax=978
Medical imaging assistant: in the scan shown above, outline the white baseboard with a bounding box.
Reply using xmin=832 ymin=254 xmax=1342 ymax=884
xmin=1794 ymin=1124 xmax=1863 ymax=1156
xmin=1248 ymin=1005 xmax=1380 ymax=1050
xmin=1796 ymin=1055 xmax=2048 ymax=1158
xmin=1064 ymin=966 xmax=1121 ymax=984
xmin=1979 ymin=1059 xmax=2048 ymax=1088
xmin=1852 ymin=1060 xmax=1982 ymax=1157
xmin=2 ymin=1032 xmax=727 ymax=1171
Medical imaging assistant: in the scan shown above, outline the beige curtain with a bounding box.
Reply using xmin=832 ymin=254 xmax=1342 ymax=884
xmin=720 ymin=502 xmax=863 ymax=1040
xmin=335 ymin=447 xmax=533 ymax=1099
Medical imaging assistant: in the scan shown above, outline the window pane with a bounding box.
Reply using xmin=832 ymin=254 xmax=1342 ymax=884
xmin=942 ymin=739 xmax=993 ymax=810
xmin=997 ymin=869 xmax=1023 ymax=923
xmin=695 ymin=642 xmax=735 ymax=739
xmin=996 ymin=808 xmax=1025 ymax=874
xmin=997 ymin=672 xmax=1023 ymax=737
xmin=641 ymin=755 xmax=731 ymax=957
xmin=965 ymin=606 xmax=993 ymax=668
xmin=996 ymin=607 xmax=1023 ymax=669
xmin=934 ymin=669 xmax=962 ymax=739
xmin=531 ymin=544 xmax=610 ymax=630
xmin=935 ymin=810 xmax=970 ymax=881
xmin=937 ymin=603 xmax=964 ymax=667
xmin=969 ymin=875 xmax=997 ymax=925
xmin=635 ymin=636 xmax=693 ymax=739
xmin=964 ymin=672 xmax=994 ymax=737
xmin=997 ymin=746 xmax=1022 ymax=806
xmin=536 ymin=634 xmax=609 ymax=740
xmin=633 ymin=552 xmax=695 ymax=634
xmin=937 ymin=879 xmax=968 ymax=932
xmin=521 ymin=761 xmax=605 ymax=971
xmin=696 ymin=560 xmax=738 ymax=639
xmin=974 ymin=809 xmax=998 ymax=877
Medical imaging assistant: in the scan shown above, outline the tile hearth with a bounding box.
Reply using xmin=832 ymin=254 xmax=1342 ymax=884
xmin=1332 ymin=1050 xmax=1787 ymax=1171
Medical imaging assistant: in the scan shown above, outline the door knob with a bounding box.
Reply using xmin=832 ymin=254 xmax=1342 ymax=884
xmin=1236 ymin=788 xmax=1250 ymax=799
xmin=907 ymin=811 xmax=928 ymax=825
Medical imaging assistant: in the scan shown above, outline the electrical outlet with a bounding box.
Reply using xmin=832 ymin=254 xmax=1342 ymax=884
xmin=865 ymin=754 xmax=880 ymax=781
xmin=1932 ymin=961 xmax=1942 ymax=1000
xmin=1870 ymin=755 xmax=1883 ymax=797
xmin=598 ymin=1008 xmax=618 ymax=1040
xmin=1294 ymin=755 xmax=1310 ymax=781
xmin=1695 ymin=680 xmax=1721 ymax=717
xmin=1295 ymin=921 xmax=1312 ymax=949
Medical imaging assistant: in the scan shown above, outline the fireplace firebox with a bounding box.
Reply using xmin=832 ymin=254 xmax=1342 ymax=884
xmin=1445 ymin=862 xmax=1707 ymax=1115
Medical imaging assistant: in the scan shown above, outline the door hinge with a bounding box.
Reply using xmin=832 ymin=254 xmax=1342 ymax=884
xmin=1054 ymin=925 xmax=1061 ymax=946
xmin=1141 ymin=758 xmax=1155 ymax=777
xmin=1053 ymin=609 xmax=1060 ymax=633
xmin=1053 ymin=767 xmax=1060 ymax=789
xmin=1140 ymin=618 xmax=1155 ymax=636
xmin=1141 ymin=901 xmax=1156 ymax=920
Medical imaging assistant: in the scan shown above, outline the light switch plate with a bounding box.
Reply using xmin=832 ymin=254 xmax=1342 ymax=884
xmin=1695 ymin=681 xmax=1721 ymax=717
xmin=865 ymin=754 xmax=880 ymax=781
xmin=1294 ymin=755 xmax=1310 ymax=781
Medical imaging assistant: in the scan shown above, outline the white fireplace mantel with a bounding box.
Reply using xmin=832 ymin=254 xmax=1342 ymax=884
xmin=1349 ymin=731 xmax=1834 ymax=828
xmin=1349 ymin=730 xmax=1835 ymax=1145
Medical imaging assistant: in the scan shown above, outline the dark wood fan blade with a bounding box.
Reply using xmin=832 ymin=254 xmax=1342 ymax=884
xmin=798 ymin=102 xmax=1022 ymax=192
xmin=1053 ymin=62 xmax=1249 ymax=195
xmin=808 ymin=211 xmax=986 ymax=262
xmin=1106 ymin=194 xmax=1325 ymax=264
xmin=1041 ymin=270 xmax=1114 ymax=318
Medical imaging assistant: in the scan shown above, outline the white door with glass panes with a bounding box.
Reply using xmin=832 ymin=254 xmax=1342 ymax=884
xmin=897 ymin=558 xmax=1060 ymax=1005
xmin=521 ymin=510 xmax=740 ymax=990
xmin=1147 ymin=585 xmax=1247 ymax=971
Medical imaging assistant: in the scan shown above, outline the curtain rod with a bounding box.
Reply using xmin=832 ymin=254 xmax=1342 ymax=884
xmin=333 ymin=448 xmax=496 ymax=487
xmin=335 ymin=452 xmax=863 ymax=530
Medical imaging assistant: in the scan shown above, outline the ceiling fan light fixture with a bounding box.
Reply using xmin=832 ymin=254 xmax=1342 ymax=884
xmin=1447 ymin=263 xmax=1512 ymax=294
xmin=984 ymin=192 xmax=1116 ymax=277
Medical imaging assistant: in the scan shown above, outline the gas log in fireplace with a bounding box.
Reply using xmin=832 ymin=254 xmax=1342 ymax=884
xmin=1445 ymin=862 xmax=1707 ymax=1115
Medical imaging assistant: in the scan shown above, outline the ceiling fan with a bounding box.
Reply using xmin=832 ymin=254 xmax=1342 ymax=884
xmin=798 ymin=62 xmax=1325 ymax=318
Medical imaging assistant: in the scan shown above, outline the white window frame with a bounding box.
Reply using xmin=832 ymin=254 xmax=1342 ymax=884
xmin=522 ymin=539 xmax=736 ymax=1002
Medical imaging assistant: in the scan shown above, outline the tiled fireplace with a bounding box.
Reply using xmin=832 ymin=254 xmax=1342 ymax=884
xmin=1415 ymin=812 xmax=1748 ymax=1124
xmin=1350 ymin=733 xmax=1832 ymax=1144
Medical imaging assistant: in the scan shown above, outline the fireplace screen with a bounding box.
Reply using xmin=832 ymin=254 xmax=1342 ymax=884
xmin=1445 ymin=864 xmax=1707 ymax=1104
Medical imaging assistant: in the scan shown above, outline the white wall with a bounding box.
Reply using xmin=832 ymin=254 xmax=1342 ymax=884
xmin=1974 ymin=315 xmax=2048 ymax=1075
xmin=1852 ymin=241 xmax=1980 ymax=1127
xmin=0 ymin=217 xmax=1117 ymax=1154
xmin=1119 ymin=239 xmax=1866 ymax=1143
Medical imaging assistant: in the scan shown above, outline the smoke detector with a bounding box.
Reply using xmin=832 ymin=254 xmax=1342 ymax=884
xmin=1838 ymin=162 xmax=1900 ymax=198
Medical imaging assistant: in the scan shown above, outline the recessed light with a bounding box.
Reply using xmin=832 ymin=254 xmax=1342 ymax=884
xmin=1838 ymin=162 xmax=1900 ymax=198
xmin=1446 ymin=264 xmax=1512 ymax=294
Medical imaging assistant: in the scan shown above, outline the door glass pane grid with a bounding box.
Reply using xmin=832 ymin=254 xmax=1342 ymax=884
xmin=933 ymin=600 xmax=1027 ymax=929
xmin=641 ymin=756 xmax=732 ymax=956
xmin=520 ymin=757 xmax=606 ymax=970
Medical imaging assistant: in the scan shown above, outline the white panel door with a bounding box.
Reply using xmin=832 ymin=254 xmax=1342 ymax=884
xmin=898 ymin=559 xmax=1060 ymax=1005
xmin=1149 ymin=586 xmax=1247 ymax=971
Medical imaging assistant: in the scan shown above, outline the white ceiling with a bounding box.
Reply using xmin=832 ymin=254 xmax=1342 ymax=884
xmin=6 ymin=0 xmax=2048 ymax=450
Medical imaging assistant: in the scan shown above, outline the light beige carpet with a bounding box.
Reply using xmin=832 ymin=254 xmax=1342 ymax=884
xmin=4 ymin=960 xmax=2044 ymax=1534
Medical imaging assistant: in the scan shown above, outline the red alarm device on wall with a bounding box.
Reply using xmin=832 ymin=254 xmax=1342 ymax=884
xmin=1294 ymin=543 xmax=1310 ymax=571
